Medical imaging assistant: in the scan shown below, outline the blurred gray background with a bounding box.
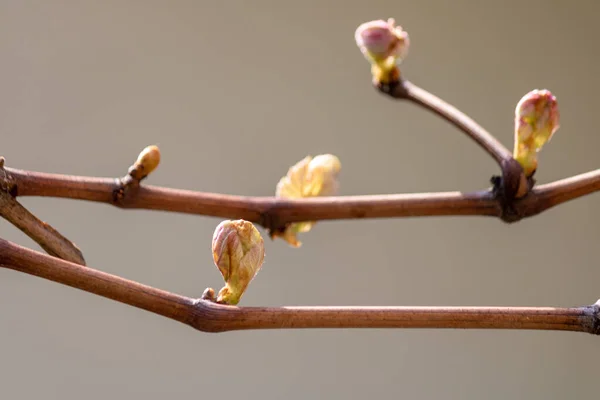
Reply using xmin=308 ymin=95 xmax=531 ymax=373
xmin=1 ymin=1 xmax=599 ymax=399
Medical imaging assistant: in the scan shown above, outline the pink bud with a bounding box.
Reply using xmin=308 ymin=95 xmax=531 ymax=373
xmin=515 ymin=89 xmax=559 ymax=147
xmin=355 ymin=18 xmax=409 ymax=64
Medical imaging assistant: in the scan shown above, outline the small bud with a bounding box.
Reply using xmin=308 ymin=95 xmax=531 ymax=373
xmin=513 ymin=90 xmax=560 ymax=177
xmin=212 ymin=219 xmax=265 ymax=305
xmin=201 ymin=287 xmax=216 ymax=302
xmin=274 ymin=154 xmax=341 ymax=247
xmin=130 ymin=145 xmax=161 ymax=180
xmin=355 ymin=18 xmax=409 ymax=84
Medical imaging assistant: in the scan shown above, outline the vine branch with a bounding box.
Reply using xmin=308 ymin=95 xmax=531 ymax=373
xmin=1 ymin=18 xmax=598 ymax=334
xmin=0 ymin=159 xmax=85 ymax=265
xmin=377 ymin=79 xmax=527 ymax=200
xmin=1 ymin=78 xmax=598 ymax=336
xmin=1 ymin=238 xmax=598 ymax=334
xmin=381 ymin=80 xmax=513 ymax=164
xmin=4 ymin=165 xmax=600 ymax=230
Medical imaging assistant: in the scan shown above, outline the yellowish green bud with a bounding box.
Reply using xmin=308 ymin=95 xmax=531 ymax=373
xmin=513 ymin=89 xmax=560 ymax=177
xmin=211 ymin=219 xmax=265 ymax=305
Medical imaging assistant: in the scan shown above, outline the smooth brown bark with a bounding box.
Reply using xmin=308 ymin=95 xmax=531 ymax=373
xmin=1 ymin=238 xmax=598 ymax=334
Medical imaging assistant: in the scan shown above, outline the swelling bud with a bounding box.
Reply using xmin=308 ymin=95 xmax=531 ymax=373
xmin=513 ymin=89 xmax=559 ymax=177
xmin=355 ymin=18 xmax=409 ymax=84
xmin=212 ymin=219 xmax=265 ymax=305
xmin=130 ymin=145 xmax=161 ymax=180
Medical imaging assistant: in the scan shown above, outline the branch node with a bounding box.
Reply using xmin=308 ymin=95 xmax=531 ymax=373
xmin=259 ymin=204 xmax=283 ymax=234
xmin=490 ymin=177 xmax=519 ymax=223
xmin=260 ymin=205 xmax=294 ymax=242
xmin=591 ymin=300 xmax=600 ymax=335
xmin=491 ymin=158 xmax=532 ymax=223
xmin=581 ymin=300 xmax=600 ymax=335
xmin=502 ymin=158 xmax=529 ymax=200
xmin=113 ymin=175 xmax=140 ymax=206
xmin=0 ymin=158 xmax=17 ymax=197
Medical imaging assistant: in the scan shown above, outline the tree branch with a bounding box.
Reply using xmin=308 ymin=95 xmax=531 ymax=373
xmin=387 ymin=81 xmax=513 ymax=163
xmin=2 ymin=18 xmax=597 ymax=339
xmin=377 ymin=80 xmax=526 ymax=199
xmin=2 ymin=158 xmax=598 ymax=334
xmin=0 ymin=238 xmax=597 ymax=334
xmin=4 ymin=166 xmax=600 ymax=229
xmin=0 ymin=191 xmax=85 ymax=265
xmin=532 ymin=168 xmax=600 ymax=211
xmin=0 ymin=160 xmax=85 ymax=265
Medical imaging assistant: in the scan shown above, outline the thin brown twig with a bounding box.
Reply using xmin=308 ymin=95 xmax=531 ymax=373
xmin=2 ymin=162 xmax=599 ymax=334
xmin=0 ymin=160 xmax=85 ymax=265
xmin=377 ymin=80 xmax=527 ymax=200
xmin=0 ymin=238 xmax=598 ymax=334
xmin=396 ymin=81 xmax=513 ymax=164
xmin=4 ymin=166 xmax=600 ymax=228
xmin=0 ymin=191 xmax=85 ymax=265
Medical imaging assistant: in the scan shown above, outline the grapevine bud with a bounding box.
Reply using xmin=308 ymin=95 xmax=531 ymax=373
xmin=355 ymin=18 xmax=409 ymax=84
xmin=130 ymin=145 xmax=161 ymax=180
xmin=513 ymin=90 xmax=560 ymax=177
xmin=274 ymin=154 xmax=341 ymax=247
xmin=212 ymin=219 xmax=265 ymax=305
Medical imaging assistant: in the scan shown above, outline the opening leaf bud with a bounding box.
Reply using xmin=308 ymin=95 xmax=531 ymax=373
xmin=355 ymin=18 xmax=409 ymax=84
xmin=212 ymin=219 xmax=265 ymax=305
xmin=274 ymin=154 xmax=341 ymax=247
xmin=513 ymin=90 xmax=559 ymax=177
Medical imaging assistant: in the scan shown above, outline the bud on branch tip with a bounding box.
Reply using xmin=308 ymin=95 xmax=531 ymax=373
xmin=129 ymin=145 xmax=161 ymax=180
xmin=211 ymin=219 xmax=265 ymax=305
xmin=355 ymin=18 xmax=409 ymax=84
xmin=274 ymin=154 xmax=341 ymax=247
xmin=513 ymin=90 xmax=559 ymax=177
